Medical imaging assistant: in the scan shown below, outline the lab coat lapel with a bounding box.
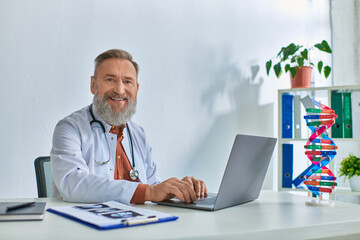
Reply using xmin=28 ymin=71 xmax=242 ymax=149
xmin=122 ymin=128 xmax=132 ymax=167
xmin=123 ymin=125 xmax=147 ymax=184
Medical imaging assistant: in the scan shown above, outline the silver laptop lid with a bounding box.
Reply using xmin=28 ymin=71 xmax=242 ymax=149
xmin=213 ymin=134 xmax=277 ymax=210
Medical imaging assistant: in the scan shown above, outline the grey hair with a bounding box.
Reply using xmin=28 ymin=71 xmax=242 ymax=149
xmin=94 ymin=49 xmax=139 ymax=78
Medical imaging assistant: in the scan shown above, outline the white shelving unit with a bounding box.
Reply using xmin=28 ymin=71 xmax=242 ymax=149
xmin=277 ymin=85 xmax=360 ymax=198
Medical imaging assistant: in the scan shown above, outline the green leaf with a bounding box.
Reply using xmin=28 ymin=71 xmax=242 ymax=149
xmin=266 ymin=60 xmax=272 ymax=76
xmin=289 ymin=67 xmax=297 ymax=78
xmin=321 ymin=40 xmax=332 ymax=53
xmin=277 ymin=47 xmax=285 ymax=57
xmin=282 ymin=47 xmax=291 ymax=61
xmin=291 ymin=56 xmax=297 ymax=63
xmin=274 ymin=62 xmax=282 ymax=78
xmin=281 ymin=43 xmax=300 ymax=61
xmin=297 ymin=57 xmax=304 ymax=68
xmin=324 ymin=66 xmax=331 ymax=78
xmin=317 ymin=61 xmax=323 ymax=73
xmin=314 ymin=43 xmax=325 ymax=51
xmin=287 ymin=43 xmax=300 ymax=55
xmin=314 ymin=40 xmax=332 ymax=54
xmin=285 ymin=64 xmax=291 ymax=73
xmin=300 ymin=49 xmax=308 ymax=60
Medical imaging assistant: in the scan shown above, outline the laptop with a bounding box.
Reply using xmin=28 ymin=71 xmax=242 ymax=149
xmin=155 ymin=134 xmax=277 ymax=211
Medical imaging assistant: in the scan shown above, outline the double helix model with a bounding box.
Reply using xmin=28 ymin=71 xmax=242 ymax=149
xmin=303 ymin=99 xmax=338 ymax=197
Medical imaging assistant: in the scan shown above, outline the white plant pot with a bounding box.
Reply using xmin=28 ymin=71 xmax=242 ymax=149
xmin=349 ymin=176 xmax=360 ymax=192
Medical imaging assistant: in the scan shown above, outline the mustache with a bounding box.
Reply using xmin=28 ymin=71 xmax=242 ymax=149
xmin=92 ymin=93 xmax=137 ymax=126
xmin=104 ymin=92 xmax=130 ymax=100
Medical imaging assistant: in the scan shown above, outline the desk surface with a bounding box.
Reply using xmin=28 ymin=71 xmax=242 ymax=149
xmin=1 ymin=191 xmax=360 ymax=240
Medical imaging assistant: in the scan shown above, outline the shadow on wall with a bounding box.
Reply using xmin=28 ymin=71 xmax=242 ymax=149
xmin=185 ymin=54 xmax=274 ymax=192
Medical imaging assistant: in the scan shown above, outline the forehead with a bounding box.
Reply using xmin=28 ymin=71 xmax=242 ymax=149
xmin=96 ymin=58 xmax=137 ymax=78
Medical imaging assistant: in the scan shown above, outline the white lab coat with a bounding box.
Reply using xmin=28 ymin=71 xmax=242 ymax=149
xmin=51 ymin=105 xmax=161 ymax=204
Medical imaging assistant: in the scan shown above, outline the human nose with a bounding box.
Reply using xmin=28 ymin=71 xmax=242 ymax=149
xmin=113 ymin=81 xmax=125 ymax=95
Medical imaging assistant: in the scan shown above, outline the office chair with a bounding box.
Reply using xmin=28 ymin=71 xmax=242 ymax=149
xmin=34 ymin=156 xmax=52 ymax=198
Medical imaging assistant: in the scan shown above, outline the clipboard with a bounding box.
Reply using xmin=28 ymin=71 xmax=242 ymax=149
xmin=47 ymin=201 xmax=178 ymax=230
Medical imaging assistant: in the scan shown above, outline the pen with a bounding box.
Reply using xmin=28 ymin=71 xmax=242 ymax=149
xmin=6 ymin=202 xmax=36 ymax=212
xmin=122 ymin=216 xmax=158 ymax=226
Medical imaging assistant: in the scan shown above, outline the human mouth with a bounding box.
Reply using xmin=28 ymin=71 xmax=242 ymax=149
xmin=110 ymin=97 xmax=127 ymax=101
xmin=108 ymin=94 xmax=129 ymax=102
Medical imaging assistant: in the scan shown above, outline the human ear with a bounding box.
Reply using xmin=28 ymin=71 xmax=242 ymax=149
xmin=90 ymin=76 xmax=95 ymax=94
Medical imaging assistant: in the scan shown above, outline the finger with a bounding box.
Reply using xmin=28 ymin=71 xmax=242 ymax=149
xmin=200 ymin=180 xmax=208 ymax=198
xmin=181 ymin=176 xmax=193 ymax=187
xmin=170 ymin=187 xmax=186 ymax=202
xmin=160 ymin=178 xmax=186 ymax=202
xmin=167 ymin=178 xmax=192 ymax=203
xmin=177 ymin=181 xmax=196 ymax=203
xmin=191 ymin=177 xmax=201 ymax=198
xmin=183 ymin=176 xmax=202 ymax=198
xmin=186 ymin=181 xmax=197 ymax=202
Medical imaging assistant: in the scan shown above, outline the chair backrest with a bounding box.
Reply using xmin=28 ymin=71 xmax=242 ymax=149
xmin=34 ymin=156 xmax=52 ymax=198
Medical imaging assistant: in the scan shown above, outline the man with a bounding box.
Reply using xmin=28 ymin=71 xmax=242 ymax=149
xmin=51 ymin=49 xmax=207 ymax=204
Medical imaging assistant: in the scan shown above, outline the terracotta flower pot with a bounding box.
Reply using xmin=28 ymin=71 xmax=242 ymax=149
xmin=290 ymin=66 xmax=312 ymax=88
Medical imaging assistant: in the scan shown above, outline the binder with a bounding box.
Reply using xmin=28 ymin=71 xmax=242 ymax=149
xmin=282 ymin=143 xmax=293 ymax=188
xmin=343 ymin=92 xmax=353 ymax=138
xmin=293 ymin=95 xmax=301 ymax=138
xmin=300 ymin=95 xmax=315 ymax=138
xmin=331 ymin=91 xmax=343 ymax=138
xmin=282 ymin=94 xmax=294 ymax=138
xmin=351 ymin=91 xmax=360 ymax=138
xmin=300 ymin=95 xmax=315 ymax=109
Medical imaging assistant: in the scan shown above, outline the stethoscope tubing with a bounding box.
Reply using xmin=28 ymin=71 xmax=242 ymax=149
xmin=89 ymin=104 xmax=136 ymax=171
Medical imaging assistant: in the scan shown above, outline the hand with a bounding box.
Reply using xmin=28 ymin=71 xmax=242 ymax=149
xmin=145 ymin=177 xmax=197 ymax=203
xmin=181 ymin=176 xmax=208 ymax=199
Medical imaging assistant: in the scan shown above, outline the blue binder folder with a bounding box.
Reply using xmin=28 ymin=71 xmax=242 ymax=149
xmin=282 ymin=143 xmax=293 ymax=188
xmin=282 ymin=94 xmax=294 ymax=138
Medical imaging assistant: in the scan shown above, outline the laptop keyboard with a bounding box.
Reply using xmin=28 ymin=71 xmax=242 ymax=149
xmin=194 ymin=194 xmax=217 ymax=206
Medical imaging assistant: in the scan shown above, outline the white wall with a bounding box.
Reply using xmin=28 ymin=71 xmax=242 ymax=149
xmin=331 ymin=0 xmax=360 ymax=86
xmin=0 ymin=0 xmax=331 ymax=198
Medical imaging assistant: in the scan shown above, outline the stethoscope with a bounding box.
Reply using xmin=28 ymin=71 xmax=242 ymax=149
xmin=89 ymin=104 xmax=139 ymax=181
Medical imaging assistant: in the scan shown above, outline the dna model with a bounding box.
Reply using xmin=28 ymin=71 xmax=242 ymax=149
xmin=294 ymin=98 xmax=338 ymax=204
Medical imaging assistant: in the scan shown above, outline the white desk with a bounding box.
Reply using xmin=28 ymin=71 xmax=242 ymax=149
xmin=1 ymin=191 xmax=360 ymax=240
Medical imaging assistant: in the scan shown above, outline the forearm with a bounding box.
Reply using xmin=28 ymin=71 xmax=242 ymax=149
xmin=51 ymin=151 xmax=139 ymax=204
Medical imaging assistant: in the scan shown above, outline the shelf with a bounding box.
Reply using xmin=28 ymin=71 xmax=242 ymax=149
xmin=277 ymin=84 xmax=360 ymax=192
xmin=279 ymin=187 xmax=360 ymax=196
xmin=334 ymin=188 xmax=360 ymax=196
xmin=278 ymin=84 xmax=360 ymax=93
xmin=279 ymin=138 xmax=360 ymax=142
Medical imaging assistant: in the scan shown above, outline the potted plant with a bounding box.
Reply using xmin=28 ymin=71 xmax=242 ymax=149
xmin=339 ymin=154 xmax=360 ymax=192
xmin=265 ymin=40 xmax=332 ymax=88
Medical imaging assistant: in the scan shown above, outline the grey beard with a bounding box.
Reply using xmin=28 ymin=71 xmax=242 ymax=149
xmin=93 ymin=93 xmax=137 ymax=126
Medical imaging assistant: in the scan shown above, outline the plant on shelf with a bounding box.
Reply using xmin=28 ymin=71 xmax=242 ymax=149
xmin=339 ymin=154 xmax=360 ymax=180
xmin=265 ymin=40 xmax=332 ymax=88
xmin=339 ymin=154 xmax=360 ymax=192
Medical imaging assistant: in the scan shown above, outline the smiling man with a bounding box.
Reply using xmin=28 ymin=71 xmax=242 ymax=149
xmin=51 ymin=49 xmax=207 ymax=204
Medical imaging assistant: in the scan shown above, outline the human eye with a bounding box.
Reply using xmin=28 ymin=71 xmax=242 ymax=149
xmin=106 ymin=78 xmax=114 ymax=82
xmin=124 ymin=79 xmax=134 ymax=84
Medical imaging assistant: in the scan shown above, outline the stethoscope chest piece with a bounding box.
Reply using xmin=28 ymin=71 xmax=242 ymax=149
xmin=130 ymin=168 xmax=139 ymax=180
